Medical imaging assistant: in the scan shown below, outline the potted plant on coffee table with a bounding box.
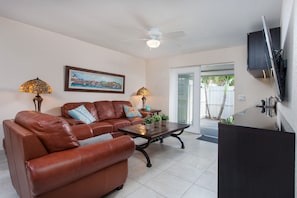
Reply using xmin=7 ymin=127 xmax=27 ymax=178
xmin=161 ymin=114 xmax=169 ymax=126
xmin=153 ymin=114 xmax=162 ymax=127
xmin=144 ymin=116 xmax=154 ymax=130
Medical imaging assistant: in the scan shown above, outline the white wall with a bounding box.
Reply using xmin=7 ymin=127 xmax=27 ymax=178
xmin=146 ymin=46 xmax=275 ymax=115
xmin=0 ymin=17 xmax=146 ymax=149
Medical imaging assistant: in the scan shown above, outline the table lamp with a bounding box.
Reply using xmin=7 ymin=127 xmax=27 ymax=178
xmin=136 ymin=87 xmax=150 ymax=110
xmin=19 ymin=77 xmax=53 ymax=112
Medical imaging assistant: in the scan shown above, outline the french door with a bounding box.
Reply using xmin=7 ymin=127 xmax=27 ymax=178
xmin=169 ymin=66 xmax=201 ymax=133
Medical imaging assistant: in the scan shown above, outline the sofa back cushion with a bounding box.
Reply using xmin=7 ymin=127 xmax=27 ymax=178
xmin=15 ymin=111 xmax=79 ymax=153
xmin=113 ymin=101 xmax=133 ymax=118
xmin=61 ymin=102 xmax=99 ymax=121
xmin=94 ymin=101 xmax=116 ymax=121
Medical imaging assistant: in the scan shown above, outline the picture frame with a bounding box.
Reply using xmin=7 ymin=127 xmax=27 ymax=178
xmin=64 ymin=66 xmax=125 ymax=93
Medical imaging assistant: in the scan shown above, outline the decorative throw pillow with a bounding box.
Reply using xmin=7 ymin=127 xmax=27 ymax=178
xmin=123 ymin=105 xmax=142 ymax=118
xmin=68 ymin=105 xmax=96 ymax=124
xmin=78 ymin=133 xmax=113 ymax=146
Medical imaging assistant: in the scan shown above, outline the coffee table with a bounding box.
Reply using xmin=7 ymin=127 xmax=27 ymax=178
xmin=119 ymin=122 xmax=190 ymax=167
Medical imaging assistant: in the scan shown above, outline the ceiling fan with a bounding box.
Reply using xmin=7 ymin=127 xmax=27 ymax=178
xmin=145 ymin=27 xmax=185 ymax=49
xmin=146 ymin=28 xmax=162 ymax=48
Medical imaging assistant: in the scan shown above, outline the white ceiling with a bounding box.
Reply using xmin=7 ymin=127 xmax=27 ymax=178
xmin=0 ymin=0 xmax=282 ymax=60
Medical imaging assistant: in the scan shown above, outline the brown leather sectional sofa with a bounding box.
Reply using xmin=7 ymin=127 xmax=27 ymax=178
xmin=3 ymin=110 xmax=135 ymax=198
xmin=61 ymin=100 xmax=145 ymax=136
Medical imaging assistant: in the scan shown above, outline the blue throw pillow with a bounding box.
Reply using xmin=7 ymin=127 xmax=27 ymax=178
xmin=68 ymin=105 xmax=96 ymax=124
xmin=78 ymin=133 xmax=113 ymax=146
xmin=123 ymin=105 xmax=142 ymax=118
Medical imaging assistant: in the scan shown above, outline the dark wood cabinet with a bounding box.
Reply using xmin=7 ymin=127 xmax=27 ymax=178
xmin=218 ymin=107 xmax=295 ymax=198
xmin=247 ymin=27 xmax=280 ymax=78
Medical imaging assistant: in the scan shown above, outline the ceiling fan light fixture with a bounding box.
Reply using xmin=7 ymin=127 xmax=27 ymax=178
xmin=146 ymin=39 xmax=160 ymax=48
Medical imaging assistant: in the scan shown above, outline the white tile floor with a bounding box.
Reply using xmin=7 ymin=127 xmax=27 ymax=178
xmin=0 ymin=132 xmax=218 ymax=198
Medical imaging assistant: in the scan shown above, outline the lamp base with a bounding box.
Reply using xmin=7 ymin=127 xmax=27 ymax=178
xmin=33 ymin=94 xmax=43 ymax=112
xmin=142 ymin=96 xmax=146 ymax=110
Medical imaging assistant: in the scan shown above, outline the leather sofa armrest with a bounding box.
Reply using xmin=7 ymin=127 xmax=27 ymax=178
xmin=26 ymin=135 xmax=135 ymax=196
xmin=71 ymin=124 xmax=93 ymax=140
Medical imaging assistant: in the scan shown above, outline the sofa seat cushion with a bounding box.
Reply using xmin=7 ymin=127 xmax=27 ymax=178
xmin=112 ymin=101 xmax=133 ymax=118
xmin=106 ymin=119 xmax=131 ymax=131
xmin=88 ymin=121 xmax=113 ymax=136
xmin=94 ymin=101 xmax=116 ymax=121
xmin=128 ymin=117 xmax=144 ymax=125
xmin=61 ymin=102 xmax=99 ymax=121
xmin=15 ymin=111 xmax=79 ymax=153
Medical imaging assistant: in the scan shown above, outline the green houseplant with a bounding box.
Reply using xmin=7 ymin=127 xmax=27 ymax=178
xmin=161 ymin=114 xmax=169 ymax=121
xmin=161 ymin=114 xmax=169 ymax=126
xmin=153 ymin=115 xmax=162 ymax=127
xmin=144 ymin=116 xmax=154 ymax=130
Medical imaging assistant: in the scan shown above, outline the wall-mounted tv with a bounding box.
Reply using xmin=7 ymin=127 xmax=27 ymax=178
xmin=262 ymin=16 xmax=286 ymax=102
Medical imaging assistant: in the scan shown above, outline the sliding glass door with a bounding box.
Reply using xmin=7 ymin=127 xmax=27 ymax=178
xmin=169 ymin=67 xmax=200 ymax=133
xmin=200 ymin=63 xmax=234 ymax=138
xmin=178 ymin=73 xmax=194 ymax=125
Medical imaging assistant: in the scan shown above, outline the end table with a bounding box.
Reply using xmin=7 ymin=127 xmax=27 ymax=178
xmin=139 ymin=109 xmax=161 ymax=116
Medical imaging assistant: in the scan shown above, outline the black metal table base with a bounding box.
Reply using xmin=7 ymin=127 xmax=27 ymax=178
xmin=136 ymin=147 xmax=152 ymax=167
xmin=136 ymin=129 xmax=185 ymax=167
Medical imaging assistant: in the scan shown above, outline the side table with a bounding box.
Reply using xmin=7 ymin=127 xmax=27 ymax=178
xmin=139 ymin=109 xmax=161 ymax=116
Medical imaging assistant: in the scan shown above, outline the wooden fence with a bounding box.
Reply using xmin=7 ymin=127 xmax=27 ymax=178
xmin=200 ymin=86 xmax=234 ymax=119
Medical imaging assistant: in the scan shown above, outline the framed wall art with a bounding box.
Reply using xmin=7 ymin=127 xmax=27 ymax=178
xmin=64 ymin=66 xmax=125 ymax=93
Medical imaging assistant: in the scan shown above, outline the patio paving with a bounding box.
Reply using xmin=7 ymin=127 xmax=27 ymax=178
xmin=200 ymin=118 xmax=219 ymax=138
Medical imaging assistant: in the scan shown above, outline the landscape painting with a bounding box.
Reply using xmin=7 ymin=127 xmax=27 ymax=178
xmin=64 ymin=66 xmax=125 ymax=93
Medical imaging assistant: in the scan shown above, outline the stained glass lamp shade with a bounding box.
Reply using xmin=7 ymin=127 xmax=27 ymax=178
xmin=19 ymin=77 xmax=52 ymax=112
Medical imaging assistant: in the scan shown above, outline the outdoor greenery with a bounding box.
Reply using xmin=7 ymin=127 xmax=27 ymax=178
xmin=201 ymin=75 xmax=234 ymax=120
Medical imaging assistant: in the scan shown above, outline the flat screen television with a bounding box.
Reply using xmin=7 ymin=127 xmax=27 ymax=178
xmin=262 ymin=16 xmax=286 ymax=102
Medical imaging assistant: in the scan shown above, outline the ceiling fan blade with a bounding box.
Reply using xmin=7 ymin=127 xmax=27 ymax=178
xmin=163 ymin=31 xmax=185 ymax=39
xmin=161 ymin=38 xmax=182 ymax=48
xmin=122 ymin=38 xmax=149 ymax=43
xmin=131 ymin=13 xmax=151 ymax=32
